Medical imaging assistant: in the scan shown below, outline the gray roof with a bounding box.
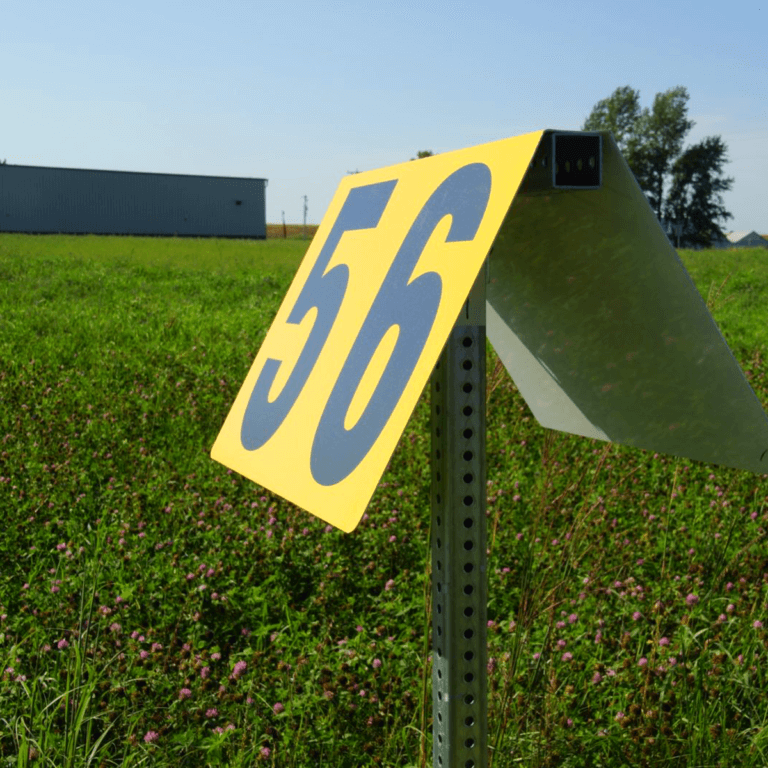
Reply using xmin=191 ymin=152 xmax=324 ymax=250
xmin=0 ymin=163 xmax=267 ymax=182
xmin=725 ymin=230 xmax=767 ymax=244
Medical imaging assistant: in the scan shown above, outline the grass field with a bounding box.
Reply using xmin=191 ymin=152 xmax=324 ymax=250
xmin=265 ymin=224 xmax=319 ymax=241
xmin=1 ymin=232 xmax=767 ymax=767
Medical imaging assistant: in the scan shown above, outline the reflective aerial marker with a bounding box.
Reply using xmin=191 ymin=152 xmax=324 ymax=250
xmin=213 ymin=129 xmax=768 ymax=768
xmin=212 ymin=129 xmax=768 ymax=534
xmin=211 ymin=130 xmax=543 ymax=532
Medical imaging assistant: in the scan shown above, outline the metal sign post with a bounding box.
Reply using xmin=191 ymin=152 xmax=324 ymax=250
xmin=430 ymin=266 xmax=488 ymax=768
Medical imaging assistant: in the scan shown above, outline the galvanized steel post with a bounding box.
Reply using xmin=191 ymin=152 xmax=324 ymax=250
xmin=430 ymin=263 xmax=488 ymax=768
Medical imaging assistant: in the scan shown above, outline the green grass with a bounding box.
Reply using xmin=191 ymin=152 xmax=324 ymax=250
xmin=0 ymin=233 xmax=305 ymax=281
xmin=1 ymin=234 xmax=767 ymax=767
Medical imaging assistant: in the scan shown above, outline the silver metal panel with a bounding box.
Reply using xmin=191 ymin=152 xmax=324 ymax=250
xmin=0 ymin=165 xmax=266 ymax=238
xmin=486 ymin=131 xmax=768 ymax=475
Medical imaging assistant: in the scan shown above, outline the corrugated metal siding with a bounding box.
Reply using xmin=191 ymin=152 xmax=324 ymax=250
xmin=0 ymin=165 xmax=266 ymax=238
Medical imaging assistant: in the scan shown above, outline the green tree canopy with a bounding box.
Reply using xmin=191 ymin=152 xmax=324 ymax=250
xmin=665 ymin=136 xmax=734 ymax=248
xmin=583 ymin=86 xmax=733 ymax=247
xmin=582 ymin=85 xmax=641 ymax=155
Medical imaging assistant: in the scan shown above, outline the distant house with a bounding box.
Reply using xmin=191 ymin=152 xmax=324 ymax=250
xmin=715 ymin=231 xmax=768 ymax=249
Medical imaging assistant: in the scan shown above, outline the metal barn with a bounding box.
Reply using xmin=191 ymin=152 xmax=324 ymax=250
xmin=0 ymin=164 xmax=267 ymax=238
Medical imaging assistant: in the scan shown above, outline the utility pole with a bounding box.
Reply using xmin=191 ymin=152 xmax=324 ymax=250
xmin=673 ymin=222 xmax=683 ymax=249
xmin=303 ymin=196 xmax=308 ymax=240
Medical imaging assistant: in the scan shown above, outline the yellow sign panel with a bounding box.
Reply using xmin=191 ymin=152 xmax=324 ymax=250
xmin=211 ymin=131 xmax=543 ymax=531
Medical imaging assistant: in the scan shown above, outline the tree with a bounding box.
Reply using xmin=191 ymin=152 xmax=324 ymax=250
xmin=582 ymin=85 xmax=641 ymax=156
xmin=411 ymin=150 xmax=434 ymax=160
xmin=664 ymin=136 xmax=733 ymax=248
xmin=583 ymin=86 xmax=732 ymax=247
xmin=632 ymin=87 xmax=694 ymax=221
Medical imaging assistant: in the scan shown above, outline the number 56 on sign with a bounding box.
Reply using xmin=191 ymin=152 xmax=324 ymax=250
xmin=211 ymin=131 xmax=543 ymax=532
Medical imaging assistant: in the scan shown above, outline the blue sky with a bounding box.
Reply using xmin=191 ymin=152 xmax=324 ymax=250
xmin=2 ymin=0 xmax=765 ymax=232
